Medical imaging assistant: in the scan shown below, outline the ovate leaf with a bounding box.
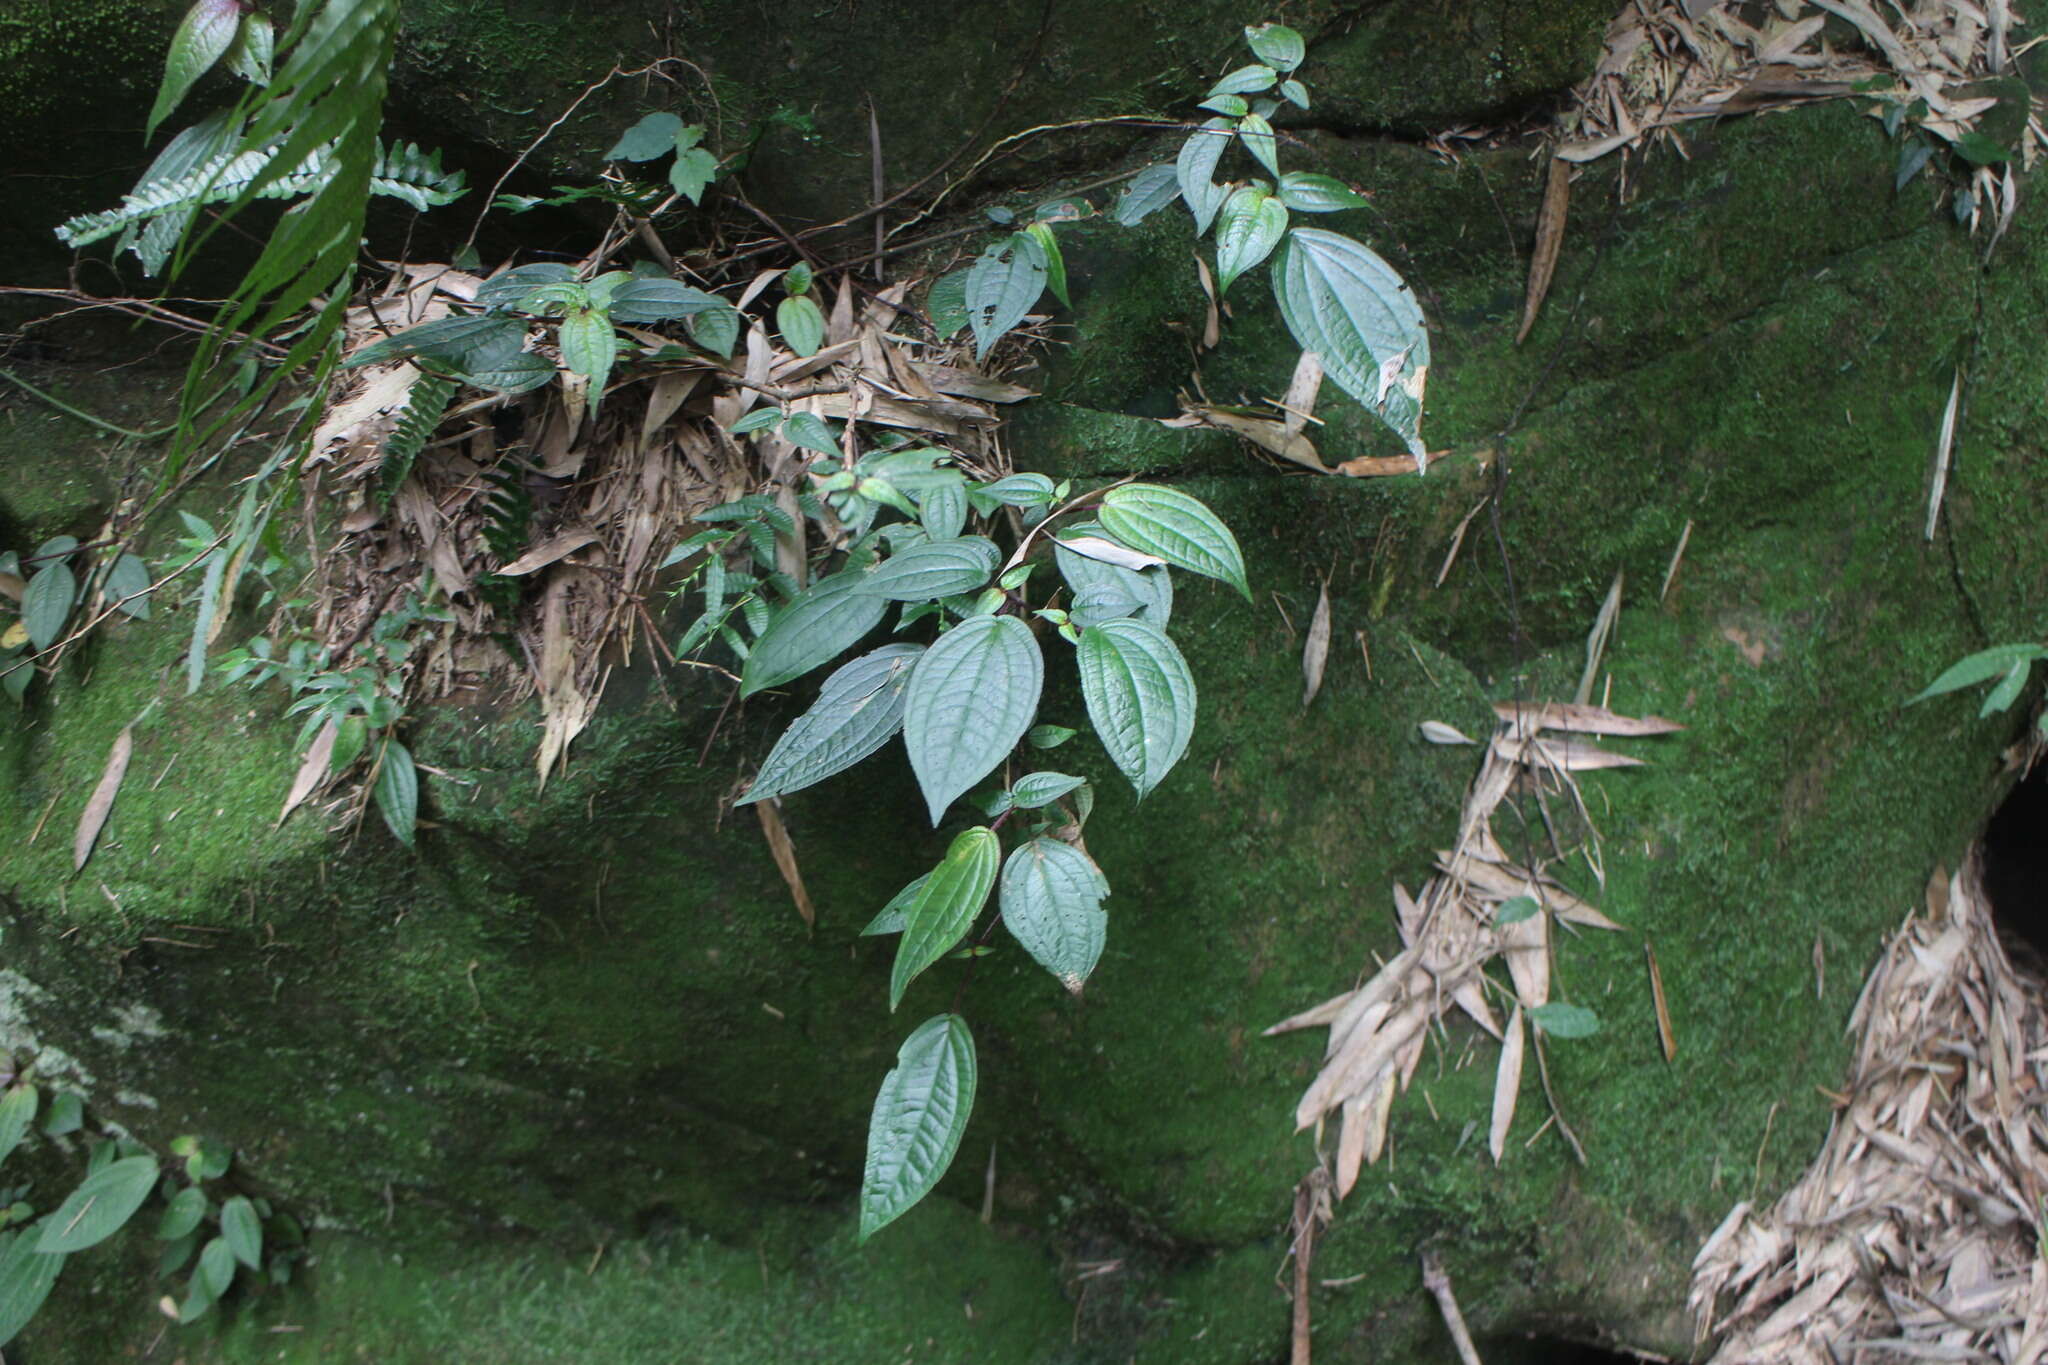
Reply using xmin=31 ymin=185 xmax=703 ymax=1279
xmin=857 ymin=538 xmax=1000 ymax=601
xmin=1245 ymin=23 xmax=1306 ymax=71
xmin=1010 ymin=771 xmax=1086 ymax=809
xmin=777 ymin=294 xmax=826 ymax=357
xmin=890 ymin=828 xmax=1000 ymax=1008
xmin=0 ymin=1232 xmax=64 ymax=1347
xmin=740 ymin=571 xmax=889 ymax=696
xmin=1077 ymin=618 xmax=1197 ymax=798
xmin=859 ymin=1014 xmax=976 ymax=1241
xmin=474 ymin=262 xmax=576 ymax=311
xmin=1176 ymin=118 xmax=1234 ymax=236
xmin=0 ymin=1087 xmax=35 ymax=1166
xmin=373 ymin=739 xmax=418 ymax=848
xmin=220 ymin=1196 xmax=261 ymax=1270
xmin=1529 ymin=1002 xmax=1600 ymax=1039
xmin=149 ymin=0 xmax=243 ymax=139
xmin=607 ymin=112 xmax=685 ymax=161
xmin=999 ymin=838 xmax=1109 ymax=992
xmin=557 ymin=306 xmax=617 ymax=409
xmin=1024 ymin=222 xmax=1069 ymax=309
xmin=37 ymin=1156 xmax=159 ymax=1253
xmin=740 ymin=644 xmax=923 ymax=805
xmin=1099 ymin=484 xmax=1248 ymax=599
xmin=156 ymin=1187 xmax=207 ymax=1243
xmin=1055 ymin=525 xmax=1173 ymax=629
xmin=22 ymin=563 xmax=76 ymax=651
xmin=687 ymin=304 xmax=739 ymax=358
xmin=1278 ymin=172 xmax=1366 ymax=213
xmin=1273 ymin=228 xmax=1430 ymax=456
xmin=1114 ymin=164 xmax=1181 ymax=226
xmin=920 ymin=484 xmax=968 ymax=541
xmin=966 ymin=233 xmax=1048 ymax=360
xmin=1237 ymin=113 xmax=1280 ymax=180
xmin=106 ymin=553 xmax=153 ymax=619
xmin=863 ymin=872 xmax=929 ymax=937
xmin=606 ymin=278 xmax=727 ymax=323
xmin=902 ymin=616 xmax=1043 ymax=824
xmin=927 ymin=268 xmax=972 ymax=340
xmin=196 ymin=1235 xmax=236 ymax=1297
xmin=1209 ymin=64 xmax=1278 ymax=96
xmin=1214 ymin=184 xmax=1288 ymax=294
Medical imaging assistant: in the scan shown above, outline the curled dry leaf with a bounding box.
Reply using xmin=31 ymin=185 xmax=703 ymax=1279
xmin=1516 ymin=158 xmax=1570 ymax=345
xmin=1419 ymin=720 xmax=1477 ymax=745
xmin=279 ymin=718 xmax=339 ymax=826
xmin=754 ymin=797 xmax=815 ymax=930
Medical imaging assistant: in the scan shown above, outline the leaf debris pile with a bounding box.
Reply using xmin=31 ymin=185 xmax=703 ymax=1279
xmin=1267 ymin=701 xmax=1680 ymax=1197
xmin=1690 ymin=853 xmax=2048 ymax=1363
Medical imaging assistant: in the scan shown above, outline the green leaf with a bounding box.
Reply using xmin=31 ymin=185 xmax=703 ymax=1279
xmin=1238 ymin=113 xmax=1281 ymax=180
xmin=687 ymin=304 xmax=740 ymax=358
xmin=784 ymin=261 xmax=814 ymax=296
xmin=558 ymin=306 xmax=617 ymax=410
xmin=1027 ymin=724 xmax=1077 ymax=749
xmin=178 ymin=1269 xmax=217 ymax=1323
xmin=777 ymin=294 xmax=826 ymax=357
xmin=782 ymin=412 xmax=840 ymax=458
xmin=449 ymin=350 xmax=556 ymax=394
xmin=157 ymin=1187 xmax=207 ymax=1242
xmin=373 ymin=739 xmax=418 ymax=848
xmin=608 ymin=112 xmax=684 ymax=161
xmin=1278 ymin=171 xmax=1366 ymax=213
xmin=106 ymin=553 xmax=153 ymax=619
xmin=0 ymin=1087 xmax=35 ymax=1166
xmin=859 ymin=1014 xmax=976 ymax=1241
xmin=1077 ymin=618 xmax=1197 ymax=798
xmin=1214 ymin=184 xmax=1288 ymax=294
xmin=740 ymin=571 xmax=889 ymax=696
xmin=1909 ymin=643 xmax=2047 ymax=703
xmin=729 ymin=407 xmax=784 ymax=436
xmin=966 ymin=233 xmax=1049 ymax=360
xmin=1099 ymin=485 xmax=1248 ymax=599
xmin=0 ymin=1231 xmax=64 ymax=1348
xmin=927 ymin=268 xmax=972 ymax=340
xmin=999 ymin=838 xmax=1109 ymax=992
xmin=1529 ymin=1002 xmax=1600 ymax=1039
xmin=740 ymin=644 xmax=923 ymax=805
xmin=606 ymin=279 xmax=726 ymax=323
xmin=22 ymin=564 xmax=76 ymax=652
xmin=37 ymin=1156 xmax=159 ymax=1253
xmin=1279 ymin=78 xmax=1310 ymax=109
xmin=41 ymin=1093 xmax=81 ymax=1138
xmin=1176 ymin=118 xmax=1234 ymax=236
xmin=1114 ymin=164 xmax=1181 ymax=227
xmin=1055 ymin=526 xmax=1173 ymax=629
xmin=1954 ymin=130 xmax=2009 ymax=165
xmin=1272 ymin=227 xmax=1431 ymax=456
xmin=149 ymin=0 xmax=243 ymax=139
xmin=474 ymin=262 xmax=576 ymax=311
xmin=158 ymin=1228 xmax=200 ymax=1277
xmin=1199 ymin=94 xmax=1249 ymax=117
xmin=669 ymin=146 xmax=720 ymax=204
xmin=1245 ymin=22 xmax=1305 ymax=71
xmin=1209 ymin=63 xmax=1278 ymax=96
xmin=1495 ymin=896 xmax=1540 ymax=926
xmin=920 ymin=484 xmax=968 ymax=541
xmin=349 ymin=314 xmax=526 ymax=369
xmin=857 ymin=538 xmax=1000 ymax=602
xmin=1024 ymin=223 xmax=1069 ymax=309
xmin=1010 ymin=772 xmax=1086 ymax=809
xmin=975 ymin=473 xmax=1058 ymax=507
xmin=1981 ymin=658 xmax=2032 ymax=716
xmin=197 ymin=1235 xmax=236 ymax=1297
xmin=891 ymin=829 xmax=1000 ymax=1009
xmin=223 ymin=11 xmax=274 ymax=83
xmin=902 ymin=616 xmax=1043 ymax=824
xmin=863 ymin=873 xmax=929 ymax=937
xmin=220 ymin=1196 xmax=261 ymax=1270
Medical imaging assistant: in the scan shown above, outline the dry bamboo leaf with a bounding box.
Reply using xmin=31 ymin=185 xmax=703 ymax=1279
xmin=74 ymin=725 xmax=132 ymax=872
xmin=1926 ymin=367 xmax=1961 ymax=541
xmin=1302 ymin=581 xmax=1332 ymax=708
xmin=1647 ymin=941 xmax=1678 ymax=1062
xmin=799 ymin=391 xmax=976 ymax=436
xmin=279 ymin=718 xmax=339 ymax=826
xmin=1575 ymin=570 xmax=1624 ymax=705
xmin=1491 ymin=1005 xmax=1526 ymax=1163
xmin=640 ymin=370 xmax=703 ymax=443
xmin=1335 ymin=449 xmax=1447 ymax=477
xmin=1420 ymin=720 xmax=1478 ymax=745
xmin=754 ymin=798 xmax=815 ymax=929
xmin=1336 ymin=1092 xmax=1369 ymax=1198
xmin=1280 ymin=350 xmax=1324 ymax=436
xmin=909 ymin=364 xmax=1036 ymax=403
xmin=1057 ymin=536 xmax=1165 ymax=571
xmin=1181 ymin=405 xmax=1327 ymax=472
xmin=1492 ymin=701 xmax=1685 ymax=736
xmin=1501 ymin=908 xmax=1550 ymax=1009
xmin=828 ymin=273 xmax=856 ymax=347
xmin=1192 ymin=253 xmax=1222 ymax=350
xmin=1517 ymin=157 xmax=1571 ymax=345
xmin=497 ymin=529 xmax=600 ymax=577
xmin=1529 ymin=737 xmax=1645 ymax=772
xmin=1435 ymin=497 xmax=1489 ymax=588
xmin=771 ymin=337 xmax=861 ymax=384
xmin=1659 ymin=518 xmax=1695 ymax=603
xmin=310 ymin=363 xmax=419 ymax=466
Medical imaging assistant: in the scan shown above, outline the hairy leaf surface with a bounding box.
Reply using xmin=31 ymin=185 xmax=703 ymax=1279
xmin=859 ymin=1015 xmax=976 ymax=1241
xmin=966 ymin=233 xmax=1048 ymax=360
xmin=1000 ymin=838 xmax=1109 ymax=991
xmin=1176 ymin=118 xmax=1234 ymax=236
xmin=1273 ymin=228 xmax=1430 ymax=455
xmin=1099 ymin=485 xmax=1248 ymax=599
xmin=741 ymin=644 xmax=923 ymax=805
xmin=741 ymin=571 xmax=888 ymax=696
xmin=902 ymin=616 xmax=1042 ymax=823
xmin=857 ymin=538 xmax=999 ymax=602
xmin=1077 ymin=618 xmax=1197 ymax=797
xmin=1214 ymin=184 xmax=1288 ymax=294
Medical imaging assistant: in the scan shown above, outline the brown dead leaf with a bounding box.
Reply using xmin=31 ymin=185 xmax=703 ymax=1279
xmin=1491 ymin=1005 xmax=1525 ymax=1163
xmin=1517 ymin=158 xmax=1570 ymax=345
xmin=1192 ymin=253 xmax=1222 ymax=350
xmin=1181 ymin=405 xmax=1327 ymax=473
xmin=754 ymin=798 xmax=815 ymax=929
xmin=1336 ymin=449 xmax=1447 ymax=477
xmin=1057 ymin=536 xmax=1164 ymax=571
xmin=497 ymin=529 xmax=600 ymax=577
xmin=280 ymin=718 xmax=339 ymax=826
xmin=1492 ymin=701 xmax=1683 ymax=736
xmin=909 ymin=364 xmax=1036 ymax=403
xmin=1647 ymin=941 xmax=1678 ymax=1062
xmin=74 ymin=725 xmax=132 ymax=872
xmin=1280 ymin=350 xmax=1324 ymax=437
xmin=1302 ymin=580 xmax=1331 ymax=708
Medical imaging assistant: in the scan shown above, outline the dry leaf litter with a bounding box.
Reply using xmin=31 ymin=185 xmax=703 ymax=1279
xmin=1690 ymin=852 xmax=2048 ymax=1363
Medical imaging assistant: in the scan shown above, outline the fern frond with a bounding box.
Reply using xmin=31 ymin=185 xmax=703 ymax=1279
xmin=371 ymin=142 xmax=466 ymax=212
xmin=378 ymin=371 xmax=456 ymax=503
